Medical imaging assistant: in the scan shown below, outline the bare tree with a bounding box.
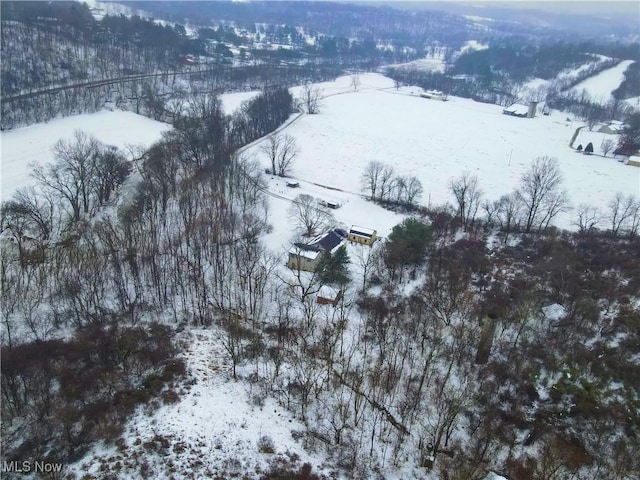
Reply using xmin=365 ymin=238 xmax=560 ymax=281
xmin=524 ymin=84 xmax=549 ymax=103
xmin=300 ymin=82 xmax=323 ymax=114
xmin=32 ymin=130 xmax=100 ymax=222
xmin=354 ymin=245 xmax=379 ymax=292
xmin=361 ymin=161 xmax=385 ymax=200
xmin=574 ymin=204 xmax=600 ymax=234
xmin=379 ymin=165 xmax=396 ymax=202
xmin=92 ymin=146 xmax=132 ymax=204
xmin=607 ymin=192 xmax=640 ymax=236
xmin=450 ymin=172 xmax=483 ymax=230
xmin=3 ymin=187 xmax=56 ymax=241
xmin=260 ymin=133 xmax=298 ymax=177
xmin=394 ymin=175 xmax=423 ymax=207
xmin=517 ymin=156 xmax=568 ymax=233
xmin=276 ymin=135 xmax=298 ymax=177
xmin=351 ymin=73 xmax=361 ymax=91
xmin=288 ymin=194 xmax=334 ymax=237
xmin=482 ymin=199 xmax=498 ymax=226
xmin=601 ymin=139 xmax=615 ymax=157
xmin=260 ymin=134 xmax=282 ymax=175
xmin=494 ymin=193 xmax=521 ymax=244
xmin=404 ymin=176 xmax=424 ymax=207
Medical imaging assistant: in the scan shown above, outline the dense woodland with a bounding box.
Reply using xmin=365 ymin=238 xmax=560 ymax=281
xmin=1 ymin=2 xmax=640 ymax=479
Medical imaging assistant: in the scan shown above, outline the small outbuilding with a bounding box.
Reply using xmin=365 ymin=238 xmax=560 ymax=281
xmin=598 ymin=121 xmax=626 ymax=134
xmin=348 ymin=226 xmax=377 ymax=246
xmin=503 ymin=101 xmax=537 ymax=118
xmin=420 ymin=89 xmax=448 ymax=101
xmin=318 ymin=199 xmax=341 ymax=209
xmin=317 ymin=286 xmax=343 ymax=306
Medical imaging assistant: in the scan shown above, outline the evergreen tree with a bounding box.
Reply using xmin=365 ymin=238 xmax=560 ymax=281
xmin=585 ymin=142 xmax=594 ymax=154
xmin=386 ymin=218 xmax=433 ymax=266
xmin=316 ymin=245 xmax=350 ymax=285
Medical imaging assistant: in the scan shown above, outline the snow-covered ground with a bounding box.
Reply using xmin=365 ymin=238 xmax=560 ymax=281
xmin=220 ymin=90 xmax=261 ymax=114
xmin=459 ymin=40 xmax=489 ymax=54
xmin=385 ymin=52 xmax=447 ymax=73
xmin=245 ymin=73 xmax=639 ymax=231
xmin=624 ymin=96 xmax=640 ymax=110
xmin=0 ymin=111 xmax=172 ymax=200
xmin=387 ymin=56 xmax=446 ymax=73
xmin=67 ymin=328 xmax=330 ymax=479
xmin=519 ymin=55 xmax=616 ymax=99
xmin=572 ymin=60 xmax=634 ymax=103
xmin=82 ymin=0 xmax=148 ymax=21
xmin=521 ymin=77 xmax=548 ymax=94
xmin=560 ymin=55 xmax=612 ymax=81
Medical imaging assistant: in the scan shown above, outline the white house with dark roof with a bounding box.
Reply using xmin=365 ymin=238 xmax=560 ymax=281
xmin=503 ymin=102 xmax=537 ymax=118
xmin=287 ymin=245 xmax=322 ymax=272
xmin=348 ymin=225 xmax=377 ymax=246
xmin=287 ymin=229 xmax=346 ymax=272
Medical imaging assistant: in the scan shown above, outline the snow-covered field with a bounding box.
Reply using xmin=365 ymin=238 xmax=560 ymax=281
xmin=520 ymin=55 xmax=618 ymax=98
xmin=386 ymin=55 xmax=446 ymax=73
xmin=0 ymin=111 xmax=172 ymax=200
xmin=245 ymin=73 xmax=639 ymax=231
xmin=459 ymin=40 xmax=489 ymax=54
xmin=572 ymin=60 xmax=634 ymax=103
xmin=220 ymin=90 xmax=261 ymax=114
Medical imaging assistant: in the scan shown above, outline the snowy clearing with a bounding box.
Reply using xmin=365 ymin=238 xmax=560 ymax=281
xmin=259 ymin=175 xmax=405 ymax=258
xmin=459 ymin=40 xmax=489 ymax=54
xmin=0 ymin=110 xmax=172 ymax=200
xmin=624 ymin=96 xmax=640 ymax=110
xmin=67 ymin=328 xmax=329 ymax=479
xmin=246 ymin=73 xmax=640 ymax=231
xmin=386 ymin=55 xmax=446 ymax=73
xmin=220 ymin=90 xmax=261 ymax=114
xmin=572 ymin=60 xmax=634 ymax=103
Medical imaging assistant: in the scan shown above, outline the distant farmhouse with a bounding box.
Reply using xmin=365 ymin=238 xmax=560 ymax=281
xmin=287 ymin=229 xmax=346 ymax=272
xmin=420 ymin=89 xmax=448 ymax=101
xmin=503 ymin=101 xmax=537 ymax=118
xmin=348 ymin=226 xmax=377 ymax=246
xmin=598 ymin=121 xmax=626 ymax=135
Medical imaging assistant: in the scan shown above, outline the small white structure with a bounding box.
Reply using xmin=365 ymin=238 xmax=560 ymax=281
xmin=503 ymin=101 xmax=537 ymax=118
xmin=420 ymin=89 xmax=448 ymax=101
xmin=318 ymin=199 xmax=341 ymax=209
